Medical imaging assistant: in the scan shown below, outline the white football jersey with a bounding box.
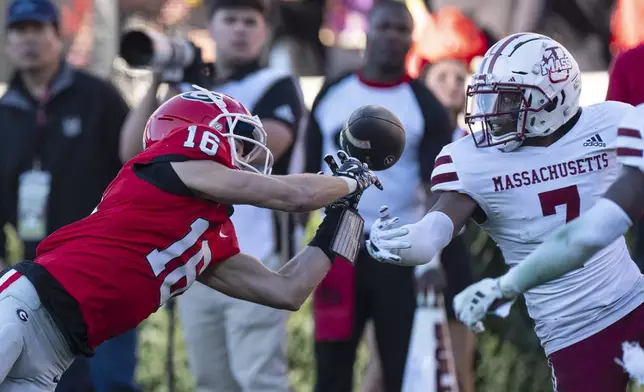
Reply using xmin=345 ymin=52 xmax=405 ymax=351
xmin=431 ymin=101 xmax=644 ymax=355
xmin=616 ymin=103 xmax=644 ymax=173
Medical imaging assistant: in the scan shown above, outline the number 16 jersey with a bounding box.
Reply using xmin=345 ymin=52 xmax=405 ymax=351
xmin=33 ymin=124 xmax=240 ymax=350
xmin=431 ymin=101 xmax=644 ymax=355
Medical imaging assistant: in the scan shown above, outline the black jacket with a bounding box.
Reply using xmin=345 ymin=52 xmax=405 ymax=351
xmin=0 ymin=62 xmax=129 ymax=260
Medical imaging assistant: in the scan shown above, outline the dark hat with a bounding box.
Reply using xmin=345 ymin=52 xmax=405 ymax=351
xmin=6 ymin=0 xmax=59 ymax=28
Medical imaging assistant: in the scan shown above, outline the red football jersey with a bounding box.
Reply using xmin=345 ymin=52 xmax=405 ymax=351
xmin=34 ymin=125 xmax=240 ymax=348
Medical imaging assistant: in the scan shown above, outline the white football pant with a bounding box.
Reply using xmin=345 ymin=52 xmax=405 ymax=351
xmin=178 ymin=253 xmax=289 ymax=392
xmin=0 ymin=270 xmax=75 ymax=391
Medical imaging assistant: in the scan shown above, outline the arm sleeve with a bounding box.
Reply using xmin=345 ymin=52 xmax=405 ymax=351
xmin=606 ymin=52 xmax=630 ymax=103
xmin=410 ymin=80 xmax=454 ymax=183
xmin=499 ymin=198 xmax=632 ymax=296
xmin=303 ymin=73 xmax=352 ymax=174
xmin=253 ymin=76 xmax=305 ymax=135
xmin=101 ymin=81 xmax=131 ymax=169
xmin=304 ymin=110 xmax=323 ymax=174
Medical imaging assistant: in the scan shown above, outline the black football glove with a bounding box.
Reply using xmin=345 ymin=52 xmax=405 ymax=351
xmin=324 ymin=150 xmax=383 ymax=197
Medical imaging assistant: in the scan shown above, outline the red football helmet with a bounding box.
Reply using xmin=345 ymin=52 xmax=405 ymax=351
xmin=143 ymin=85 xmax=274 ymax=174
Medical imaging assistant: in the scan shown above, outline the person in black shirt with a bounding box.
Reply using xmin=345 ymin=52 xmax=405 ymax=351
xmin=305 ymin=2 xmax=472 ymax=391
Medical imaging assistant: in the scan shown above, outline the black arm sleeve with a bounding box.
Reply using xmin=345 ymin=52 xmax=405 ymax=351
xmin=303 ymin=73 xmax=353 ymax=174
xmin=304 ymin=110 xmax=323 ymax=174
xmin=253 ymin=76 xmax=305 ymax=135
xmin=408 ymin=80 xmax=453 ymax=183
xmin=101 ymin=80 xmax=130 ymax=168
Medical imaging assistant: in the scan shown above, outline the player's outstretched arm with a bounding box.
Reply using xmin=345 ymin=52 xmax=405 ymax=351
xmin=367 ymin=191 xmax=477 ymax=265
xmin=198 ymin=247 xmax=331 ymax=311
xmin=198 ymin=200 xmax=361 ymax=310
xmin=497 ymin=166 xmax=642 ymax=297
xmin=172 ymin=151 xmax=379 ymax=213
xmin=172 ymin=161 xmax=349 ymax=213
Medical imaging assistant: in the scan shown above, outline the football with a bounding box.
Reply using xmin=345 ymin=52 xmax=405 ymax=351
xmin=339 ymin=105 xmax=406 ymax=171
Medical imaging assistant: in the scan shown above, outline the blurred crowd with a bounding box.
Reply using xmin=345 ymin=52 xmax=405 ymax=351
xmin=1 ymin=0 xmax=644 ymax=391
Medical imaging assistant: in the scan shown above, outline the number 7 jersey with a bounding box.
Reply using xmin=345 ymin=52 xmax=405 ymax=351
xmin=34 ymin=124 xmax=240 ymax=350
xmin=431 ymin=101 xmax=644 ymax=355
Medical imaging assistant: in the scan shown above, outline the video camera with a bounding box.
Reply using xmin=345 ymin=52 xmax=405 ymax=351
xmin=119 ymin=29 xmax=213 ymax=85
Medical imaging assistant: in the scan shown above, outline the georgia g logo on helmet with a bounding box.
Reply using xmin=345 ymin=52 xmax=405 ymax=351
xmin=180 ymin=90 xmax=227 ymax=111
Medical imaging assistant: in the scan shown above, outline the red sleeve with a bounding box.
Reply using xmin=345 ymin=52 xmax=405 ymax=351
xmin=150 ymin=125 xmax=235 ymax=168
xmin=209 ymin=218 xmax=241 ymax=263
xmin=606 ymin=52 xmax=630 ymax=103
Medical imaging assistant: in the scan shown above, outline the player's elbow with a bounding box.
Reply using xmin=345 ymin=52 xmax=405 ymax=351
xmin=282 ymin=277 xmax=310 ymax=311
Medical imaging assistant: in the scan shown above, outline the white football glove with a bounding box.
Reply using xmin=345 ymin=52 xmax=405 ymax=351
xmin=366 ymin=206 xmax=411 ymax=263
xmin=453 ymin=278 xmax=514 ymax=333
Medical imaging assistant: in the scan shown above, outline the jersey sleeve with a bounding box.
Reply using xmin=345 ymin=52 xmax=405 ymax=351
xmin=151 ymin=125 xmax=235 ymax=168
xmin=253 ymin=76 xmax=305 ymax=135
xmin=616 ymin=104 xmax=644 ymax=173
xmin=430 ymin=145 xmax=465 ymax=193
xmin=210 ymin=218 xmax=241 ymax=263
xmin=430 ymin=141 xmax=492 ymax=218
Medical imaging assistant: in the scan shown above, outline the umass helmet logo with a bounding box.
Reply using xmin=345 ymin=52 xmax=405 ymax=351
xmin=540 ymin=46 xmax=572 ymax=84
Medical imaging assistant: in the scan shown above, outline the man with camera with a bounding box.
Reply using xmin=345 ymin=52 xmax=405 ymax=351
xmin=305 ymin=2 xmax=472 ymax=391
xmin=120 ymin=1 xmax=305 ymax=391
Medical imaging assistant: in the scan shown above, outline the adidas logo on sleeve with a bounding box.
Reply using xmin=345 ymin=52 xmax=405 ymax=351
xmin=583 ymin=134 xmax=606 ymax=147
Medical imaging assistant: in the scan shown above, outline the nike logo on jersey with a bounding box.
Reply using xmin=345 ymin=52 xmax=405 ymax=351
xmin=219 ymin=230 xmax=228 ymax=239
xmin=583 ymin=134 xmax=606 ymax=147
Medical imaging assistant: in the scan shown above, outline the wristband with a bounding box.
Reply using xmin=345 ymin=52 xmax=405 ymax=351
xmin=339 ymin=177 xmax=358 ymax=194
xmin=309 ymin=204 xmax=364 ymax=265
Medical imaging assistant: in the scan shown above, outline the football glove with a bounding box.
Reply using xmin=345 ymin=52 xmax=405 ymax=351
xmin=324 ymin=150 xmax=383 ymax=197
xmin=366 ymin=205 xmax=410 ymax=263
xmin=453 ymin=278 xmax=516 ymax=333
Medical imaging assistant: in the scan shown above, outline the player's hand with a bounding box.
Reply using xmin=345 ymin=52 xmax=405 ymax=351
xmin=324 ymin=150 xmax=383 ymax=195
xmin=366 ymin=205 xmax=411 ymax=263
xmin=453 ymin=278 xmax=514 ymax=333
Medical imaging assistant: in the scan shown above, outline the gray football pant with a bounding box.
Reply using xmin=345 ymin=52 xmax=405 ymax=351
xmin=0 ymin=270 xmax=75 ymax=391
xmin=178 ymin=281 xmax=289 ymax=392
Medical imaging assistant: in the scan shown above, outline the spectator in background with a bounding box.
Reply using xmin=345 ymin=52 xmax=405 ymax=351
xmin=605 ymin=42 xmax=644 ymax=272
xmin=0 ymin=1 xmax=138 ymax=391
xmin=121 ymin=1 xmax=305 ymax=391
xmin=305 ymin=2 xmax=470 ymax=391
xmin=420 ymin=58 xmax=475 ymax=392
xmin=363 ymin=7 xmax=480 ymax=391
